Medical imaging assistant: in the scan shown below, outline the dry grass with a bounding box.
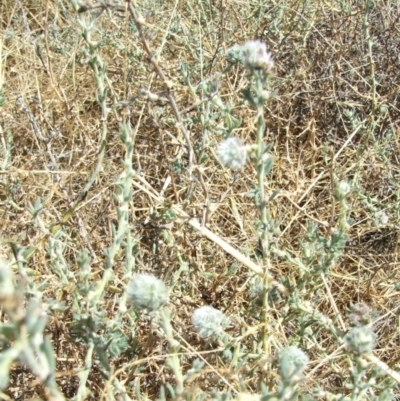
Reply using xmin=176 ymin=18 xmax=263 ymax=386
xmin=0 ymin=0 xmax=400 ymax=400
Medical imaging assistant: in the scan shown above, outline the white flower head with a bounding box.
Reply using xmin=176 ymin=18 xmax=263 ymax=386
xmin=192 ymin=306 xmax=230 ymax=339
xmin=217 ymin=137 xmax=247 ymax=170
xmin=375 ymin=210 xmax=389 ymax=226
xmin=241 ymin=40 xmax=274 ymax=72
xmin=279 ymin=346 xmax=309 ymax=382
xmin=127 ymin=274 xmax=169 ymax=312
xmin=344 ymin=327 xmax=376 ymax=355
xmin=335 ymin=180 xmax=352 ymax=200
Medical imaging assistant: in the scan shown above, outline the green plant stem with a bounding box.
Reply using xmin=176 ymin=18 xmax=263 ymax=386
xmin=160 ymin=308 xmax=184 ymax=396
xmin=255 ymin=76 xmax=271 ymax=353
xmin=51 ymin=21 xmax=110 ymax=236
xmin=96 ymin=121 xmax=133 ymax=286
xmin=198 ymin=98 xmax=211 ymax=163
xmin=256 ymin=108 xmax=269 ymax=257
xmin=76 ymin=341 xmax=94 ymax=401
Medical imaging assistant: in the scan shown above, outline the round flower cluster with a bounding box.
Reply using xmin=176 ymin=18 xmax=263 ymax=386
xmin=217 ymin=137 xmax=247 ymax=171
xmin=226 ymin=40 xmax=274 ymax=73
xmin=334 ymin=180 xmax=352 ymax=201
xmin=192 ymin=305 xmax=230 ymax=339
xmin=127 ymin=274 xmax=169 ymax=312
xmin=241 ymin=40 xmax=274 ymax=72
xmin=279 ymin=346 xmax=309 ymax=382
xmin=344 ymin=327 xmax=376 ymax=355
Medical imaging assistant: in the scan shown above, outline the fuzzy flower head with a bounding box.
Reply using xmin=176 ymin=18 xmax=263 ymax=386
xmin=375 ymin=210 xmax=389 ymax=226
xmin=344 ymin=327 xmax=376 ymax=355
xmin=127 ymin=274 xmax=169 ymax=312
xmin=217 ymin=137 xmax=247 ymax=170
xmin=348 ymin=303 xmax=373 ymax=327
xmin=192 ymin=306 xmax=230 ymax=339
xmin=226 ymin=44 xmax=244 ymax=65
xmin=241 ymin=40 xmax=274 ymax=73
xmin=279 ymin=346 xmax=309 ymax=383
xmin=334 ymin=180 xmax=351 ymax=201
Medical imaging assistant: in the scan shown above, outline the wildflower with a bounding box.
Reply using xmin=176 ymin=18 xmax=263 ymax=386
xmin=279 ymin=346 xmax=309 ymax=382
xmin=241 ymin=40 xmax=274 ymax=72
xmin=348 ymin=303 xmax=373 ymax=327
xmin=344 ymin=327 xmax=376 ymax=355
xmin=192 ymin=305 xmax=230 ymax=339
xmin=334 ymin=180 xmax=351 ymax=201
xmin=217 ymin=137 xmax=247 ymax=170
xmin=375 ymin=210 xmax=389 ymax=226
xmin=127 ymin=274 xmax=169 ymax=312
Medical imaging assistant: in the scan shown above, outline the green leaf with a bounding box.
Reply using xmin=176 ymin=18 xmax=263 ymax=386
xmin=42 ymin=335 xmax=56 ymax=373
xmin=262 ymin=142 xmax=274 ymax=153
xmin=0 ymin=323 xmax=17 ymax=341
xmin=269 ymin=189 xmax=280 ymax=202
xmin=264 ymin=155 xmax=274 ymax=175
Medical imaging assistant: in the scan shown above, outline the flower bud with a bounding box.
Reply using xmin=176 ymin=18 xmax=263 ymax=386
xmin=344 ymin=327 xmax=376 ymax=355
xmin=192 ymin=306 xmax=230 ymax=339
xmin=226 ymin=44 xmax=244 ymax=65
xmin=279 ymin=346 xmax=309 ymax=382
xmin=127 ymin=274 xmax=169 ymax=312
xmin=217 ymin=137 xmax=247 ymax=170
xmin=334 ymin=181 xmax=351 ymax=200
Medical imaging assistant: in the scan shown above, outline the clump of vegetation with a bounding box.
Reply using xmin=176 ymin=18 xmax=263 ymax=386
xmin=0 ymin=0 xmax=399 ymax=400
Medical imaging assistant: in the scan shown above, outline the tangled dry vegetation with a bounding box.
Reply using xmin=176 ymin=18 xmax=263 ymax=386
xmin=0 ymin=0 xmax=400 ymax=400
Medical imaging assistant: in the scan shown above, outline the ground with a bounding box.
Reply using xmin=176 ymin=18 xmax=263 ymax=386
xmin=0 ymin=0 xmax=399 ymax=400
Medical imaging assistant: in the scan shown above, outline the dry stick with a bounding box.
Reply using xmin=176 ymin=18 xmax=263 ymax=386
xmin=307 ymin=304 xmax=400 ymax=385
xmin=286 ymin=125 xmax=363 ymax=329
xmin=307 ymin=344 xmax=400 ymax=386
xmin=323 ymin=124 xmax=364 ymax=331
xmin=363 ymin=8 xmax=377 ymax=119
xmin=48 ymin=15 xmax=111 ymax=238
xmin=126 ymin=1 xmax=195 ymax=175
xmin=43 ymin=0 xmax=70 ymax=108
xmin=307 ymin=344 xmax=346 ymax=378
xmin=366 ymin=354 xmax=400 ymax=384
xmin=321 ymin=275 xmax=346 ymax=331
xmin=333 ymin=123 xmax=364 ymax=162
xmin=0 ymin=168 xmax=85 ymax=174
xmin=281 ymin=170 xmax=328 ymax=236
xmin=282 ymin=121 xmax=362 ymax=233
xmin=18 ymin=0 xmax=69 ymax=107
xmin=131 ymin=177 xmax=289 ymax=296
xmin=279 ymin=129 xmax=400 ymax=381
xmin=15 ymin=97 xmax=72 ymax=207
xmin=109 ymin=347 xmax=236 ymax=395
xmin=173 ymin=331 xmax=238 ymax=393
